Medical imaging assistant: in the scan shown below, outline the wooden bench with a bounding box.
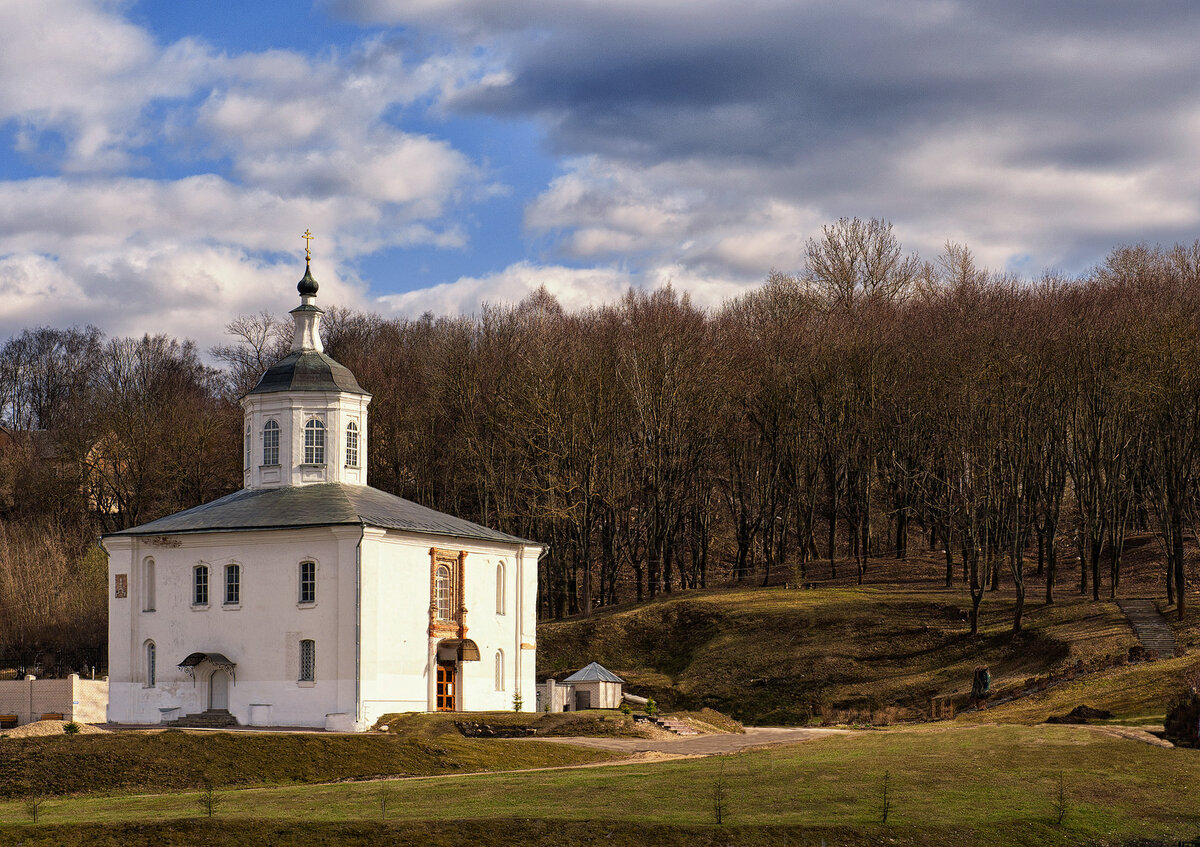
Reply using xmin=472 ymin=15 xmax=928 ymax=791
xmin=0 ymin=714 xmax=18 ymax=729
xmin=39 ymin=713 xmax=64 ymax=722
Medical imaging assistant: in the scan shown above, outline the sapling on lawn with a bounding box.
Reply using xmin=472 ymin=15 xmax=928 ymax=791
xmin=378 ymin=779 xmax=393 ymax=821
xmin=1053 ymin=770 xmax=1069 ymax=826
xmin=196 ymin=778 xmax=221 ymax=818
xmin=712 ymin=761 xmax=728 ymax=825
xmin=880 ymin=770 xmax=892 ymax=824
xmin=23 ymin=794 xmax=45 ymax=823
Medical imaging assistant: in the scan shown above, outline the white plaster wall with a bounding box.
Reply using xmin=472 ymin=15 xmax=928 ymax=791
xmin=108 ymin=521 xmax=542 ymax=729
xmin=240 ymin=391 xmax=370 ymax=490
xmin=105 ymin=526 xmax=359 ymax=728
xmin=358 ymin=532 xmax=542 ymax=724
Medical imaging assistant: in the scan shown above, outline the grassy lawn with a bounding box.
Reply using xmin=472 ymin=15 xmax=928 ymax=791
xmin=539 ymin=581 xmax=1141 ymax=724
xmin=2 ymin=724 xmax=1199 ymax=845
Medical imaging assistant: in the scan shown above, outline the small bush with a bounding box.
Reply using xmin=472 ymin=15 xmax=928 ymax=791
xmin=512 ymin=692 xmax=523 ymax=712
xmin=63 ymin=722 xmax=80 ymax=735
xmin=645 ymin=698 xmax=657 ymax=717
xmin=620 ymin=702 xmax=632 ymax=715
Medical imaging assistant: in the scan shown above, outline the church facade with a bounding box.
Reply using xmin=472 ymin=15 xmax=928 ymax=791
xmin=103 ymin=259 xmax=541 ymax=730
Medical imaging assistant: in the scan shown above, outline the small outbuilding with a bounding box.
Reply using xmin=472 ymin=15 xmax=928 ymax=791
xmin=537 ymin=662 xmax=625 ymax=712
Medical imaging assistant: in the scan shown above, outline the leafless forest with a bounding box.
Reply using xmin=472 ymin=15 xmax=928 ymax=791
xmin=3 ymin=219 xmax=1200 ymax=671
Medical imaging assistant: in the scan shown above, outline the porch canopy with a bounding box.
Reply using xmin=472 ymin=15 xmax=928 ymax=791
xmin=178 ymin=652 xmax=237 ymax=682
xmin=437 ymin=639 xmax=481 ymax=661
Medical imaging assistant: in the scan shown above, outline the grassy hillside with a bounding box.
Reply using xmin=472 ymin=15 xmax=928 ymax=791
xmin=0 ymin=729 xmax=612 ymax=798
xmin=537 ymin=562 xmax=1196 ymax=724
xmin=4 ymin=724 xmax=1200 ymax=846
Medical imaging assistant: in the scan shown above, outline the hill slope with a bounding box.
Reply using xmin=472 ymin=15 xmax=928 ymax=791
xmin=538 ymin=583 xmax=1158 ymax=725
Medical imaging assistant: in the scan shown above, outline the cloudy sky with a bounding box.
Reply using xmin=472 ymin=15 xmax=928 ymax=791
xmin=1 ymin=0 xmax=1198 ymax=348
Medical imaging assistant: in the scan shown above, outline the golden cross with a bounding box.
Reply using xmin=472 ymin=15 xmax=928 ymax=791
xmin=301 ymin=229 xmax=314 ymax=262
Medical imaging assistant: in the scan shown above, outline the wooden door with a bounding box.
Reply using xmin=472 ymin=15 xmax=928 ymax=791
xmin=436 ymin=663 xmax=456 ymax=711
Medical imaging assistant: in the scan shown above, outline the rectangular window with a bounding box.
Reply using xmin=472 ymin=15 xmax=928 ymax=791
xmin=299 ymin=561 xmax=316 ymax=604
xmin=193 ymin=566 xmax=209 ymax=606
xmin=224 ymin=564 xmax=240 ymax=605
xmin=299 ymin=639 xmax=315 ymax=682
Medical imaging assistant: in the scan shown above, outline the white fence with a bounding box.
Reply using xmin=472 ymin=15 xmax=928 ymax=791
xmin=0 ymin=675 xmax=108 ymax=727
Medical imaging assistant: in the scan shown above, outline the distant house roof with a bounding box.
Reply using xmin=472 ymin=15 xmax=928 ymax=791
xmin=246 ymin=350 xmax=369 ymax=396
xmin=563 ymin=662 xmax=624 ymax=684
xmin=104 ymin=482 xmax=533 ymax=545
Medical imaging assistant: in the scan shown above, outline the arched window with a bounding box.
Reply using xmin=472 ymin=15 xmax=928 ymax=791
xmin=345 ymin=421 xmax=359 ymax=467
xmin=193 ymin=565 xmax=209 ymax=606
xmin=298 ymin=561 xmax=316 ymax=604
xmin=495 ymin=649 xmax=505 ymax=691
xmin=496 ymin=561 xmax=506 ymax=615
xmin=304 ymin=419 xmax=326 ymax=464
xmin=262 ymin=419 xmax=280 ymax=466
xmin=244 ymin=425 xmax=251 ymax=469
xmin=299 ymin=639 xmax=315 ymax=682
xmin=143 ymin=557 xmax=156 ymax=612
xmin=224 ymin=563 xmax=240 ymax=605
xmin=435 ymin=565 xmax=452 ymax=620
xmin=145 ymin=641 xmax=156 ymax=687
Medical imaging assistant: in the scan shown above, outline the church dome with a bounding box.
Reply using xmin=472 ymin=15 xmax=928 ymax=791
xmin=247 ymin=350 xmax=369 ymax=396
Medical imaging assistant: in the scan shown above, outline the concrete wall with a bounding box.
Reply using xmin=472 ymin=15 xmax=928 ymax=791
xmin=0 ymin=676 xmax=109 ymax=725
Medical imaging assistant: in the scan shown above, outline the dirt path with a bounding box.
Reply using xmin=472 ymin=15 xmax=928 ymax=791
xmin=536 ymin=726 xmax=855 ymax=755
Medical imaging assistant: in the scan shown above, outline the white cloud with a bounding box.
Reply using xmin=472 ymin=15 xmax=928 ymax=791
xmin=0 ymin=2 xmax=497 ymax=349
xmin=377 ymin=261 xmax=636 ymax=316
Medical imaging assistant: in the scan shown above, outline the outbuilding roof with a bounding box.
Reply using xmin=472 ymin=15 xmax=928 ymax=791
xmin=563 ymin=662 xmax=625 ymax=684
xmin=105 ymin=482 xmax=533 ymax=545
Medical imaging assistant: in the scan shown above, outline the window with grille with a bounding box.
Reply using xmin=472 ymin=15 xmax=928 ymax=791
xmin=193 ymin=565 xmax=209 ymax=606
xmin=263 ymin=419 xmax=280 ymax=465
xmin=146 ymin=641 xmax=156 ymax=687
xmin=495 ymin=649 xmax=504 ymax=691
xmin=345 ymin=420 xmax=359 ymax=467
xmin=299 ymin=561 xmax=316 ymax=604
xmin=224 ymin=564 xmax=240 ymax=605
xmin=244 ymin=425 xmax=251 ymax=469
xmin=304 ymin=419 xmax=326 ymax=464
xmin=496 ymin=562 xmax=506 ymax=615
xmin=299 ymin=639 xmax=315 ymax=682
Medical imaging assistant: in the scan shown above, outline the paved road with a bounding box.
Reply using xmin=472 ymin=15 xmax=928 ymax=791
xmin=540 ymin=726 xmax=854 ymax=755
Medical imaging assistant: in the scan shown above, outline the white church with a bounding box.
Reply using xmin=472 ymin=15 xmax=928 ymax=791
xmin=103 ymin=253 xmax=542 ymax=730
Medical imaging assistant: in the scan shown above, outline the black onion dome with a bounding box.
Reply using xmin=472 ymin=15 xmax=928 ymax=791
xmin=247 ymin=351 xmax=370 ymax=396
xmin=297 ymin=261 xmax=319 ymax=296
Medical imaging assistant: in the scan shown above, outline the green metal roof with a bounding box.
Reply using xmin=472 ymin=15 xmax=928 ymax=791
xmin=105 ymin=483 xmax=532 ymax=545
xmin=246 ymin=350 xmax=369 ymax=396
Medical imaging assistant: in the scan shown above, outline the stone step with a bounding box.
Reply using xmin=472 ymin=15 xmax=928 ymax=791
xmin=1118 ymin=599 xmax=1179 ymax=658
xmin=653 ymin=718 xmax=700 ymax=736
xmin=166 ymin=710 xmax=240 ymax=729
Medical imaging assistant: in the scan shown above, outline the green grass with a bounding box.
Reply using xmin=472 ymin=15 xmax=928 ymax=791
xmin=0 ymin=729 xmax=613 ymax=798
xmin=539 ymin=583 xmax=1140 ymax=724
xmin=3 ymin=724 xmax=1200 ymax=845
